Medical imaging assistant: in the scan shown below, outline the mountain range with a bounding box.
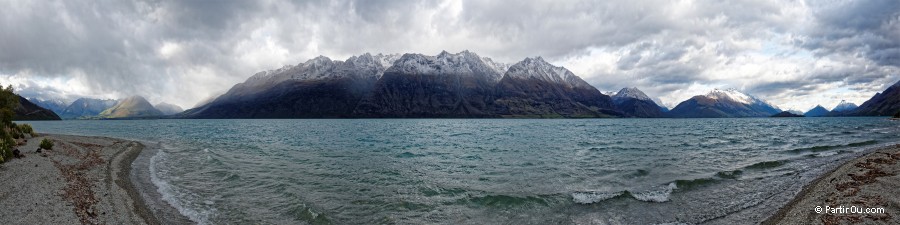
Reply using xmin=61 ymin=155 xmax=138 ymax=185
xmin=20 ymin=96 xmax=184 ymax=119
xmin=19 ymin=51 xmax=900 ymax=119
xmin=181 ymin=51 xmax=625 ymax=118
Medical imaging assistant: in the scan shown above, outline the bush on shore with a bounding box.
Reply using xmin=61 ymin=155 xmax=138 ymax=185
xmin=894 ymin=111 xmax=900 ymax=118
xmin=17 ymin=123 xmax=33 ymax=136
xmin=40 ymin=139 xmax=53 ymax=150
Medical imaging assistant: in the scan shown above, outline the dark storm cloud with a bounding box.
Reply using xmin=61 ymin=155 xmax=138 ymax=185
xmin=0 ymin=0 xmax=897 ymax=109
xmin=799 ymin=0 xmax=900 ymax=66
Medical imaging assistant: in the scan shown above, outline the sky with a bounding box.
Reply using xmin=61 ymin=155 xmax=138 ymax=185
xmin=1 ymin=0 xmax=898 ymax=111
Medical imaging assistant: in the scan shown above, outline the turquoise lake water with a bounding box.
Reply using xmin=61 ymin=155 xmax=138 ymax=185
xmin=26 ymin=118 xmax=900 ymax=224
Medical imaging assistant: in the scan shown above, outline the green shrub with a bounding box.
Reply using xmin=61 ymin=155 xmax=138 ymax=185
xmin=17 ymin=124 xmax=33 ymax=135
xmin=894 ymin=111 xmax=900 ymax=118
xmin=40 ymin=139 xmax=53 ymax=150
xmin=0 ymin=137 xmax=10 ymax=162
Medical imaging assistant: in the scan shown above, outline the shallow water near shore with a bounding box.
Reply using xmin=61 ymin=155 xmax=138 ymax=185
xmin=27 ymin=118 xmax=900 ymax=224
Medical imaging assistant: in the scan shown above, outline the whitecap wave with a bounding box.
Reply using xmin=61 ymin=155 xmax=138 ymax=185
xmin=149 ymin=147 xmax=213 ymax=224
xmin=571 ymin=191 xmax=624 ymax=204
xmin=631 ymin=182 xmax=677 ymax=203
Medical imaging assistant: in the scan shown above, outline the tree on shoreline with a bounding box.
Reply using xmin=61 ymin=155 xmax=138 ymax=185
xmin=0 ymin=84 xmax=29 ymax=162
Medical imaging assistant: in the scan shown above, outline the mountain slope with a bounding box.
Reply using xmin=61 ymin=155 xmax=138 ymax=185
xmin=804 ymin=105 xmax=830 ymax=117
xmin=60 ymin=98 xmax=118 ymax=119
xmin=181 ymin=53 xmax=399 ymax=118
xmin=14 ymin=95 xmax=61 ymax=120
xmin=667 ymin=89 xmax=781 ymax=118
xmin=154 ymin=102 xmax=184 ymax=115
xmin=771 ymin=111 xmax=804 ymax=117
xmin=611 ymin=87 xmax=665 ymax=118
xmin=492 ymin=57 xmax=620 ymax=117
xmin=837 ymin=81 xmax=900 ymax=116
xmin=99 ymin=96 xmax=163 ymax=118
xmin=28 ymin=98 xmax=67 ymax=115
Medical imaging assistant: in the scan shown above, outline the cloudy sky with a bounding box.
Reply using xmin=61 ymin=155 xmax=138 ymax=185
xmin=1 ymin=0 xmax=898 ymax=111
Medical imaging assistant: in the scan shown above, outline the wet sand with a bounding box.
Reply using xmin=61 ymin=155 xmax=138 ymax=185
xmin=0 ymin=134 xmax=158 ymax=224
xmin=765 ymin=144 xmax=900 ymax=224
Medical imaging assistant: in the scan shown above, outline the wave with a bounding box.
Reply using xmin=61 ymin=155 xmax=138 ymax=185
xmin=468 ymin=195 xmax=550 ymax=208
xmin=149 ymin=149 xmax=211 ymax=224
xmin=714 ymin=170 xmax=743 ymax=179
xmin=572 ymin=182 xmax=678 ymax=204
xmin=395 ymin=152 xmax=425 ymax=158
xmin=571 ymin=191 xmax=626 ymax=204
xmin=785 ymin=140 xmax=878 ymax=154
xmin=673 ymin=177 xmax=718 ymax=190
xmin=631 ymin=183 xmax=677 ymax=202
xmin=744 ymin=160 xmax=784 ymax=170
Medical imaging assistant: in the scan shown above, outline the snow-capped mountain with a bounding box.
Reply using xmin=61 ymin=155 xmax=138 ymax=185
xmin=611 ymin=87 xmax=665 ymax=117
xmin=493 ymin=57 xmax=620 ymax=117
xmin=385 ymin=50 xmax=507 ymax=81
xmin=613 ymin=87 xmax=653 ymax=102
xmin=235 ymin=53 xmax=401 ymax=95
xmin=181 ymin=51 xmax=621 ymax=118
xmin=831 ymin=100 xmax=858 ymax=112
xmin=804 ymin=105 xmax=830 ymax=117
xmin=356 ymin=51 xmax=510 ymax=117
xmin=502 ymin=57 xmax=593 ymax=89
xmin=667 ymin=89 xmax=781 ymax=118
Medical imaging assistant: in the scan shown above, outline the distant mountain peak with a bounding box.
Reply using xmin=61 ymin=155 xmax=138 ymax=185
xmin=832 ymin=100 xmax=858 ymax=112
xmin=706 ymin=88 xmax=754 ymax=104
xmin=99 ymin=95 xmax=163 ymax=118
xmin=613 ymin=87 xmax=652 ymax=101
xmin=505 ymin=56 xmax=590 ymax=89
xmin=804 ymin=105 xmax=830 ymax=117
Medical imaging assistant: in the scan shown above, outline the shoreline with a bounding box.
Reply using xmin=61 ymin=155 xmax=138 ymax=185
xmin=0 ymin=134 xmax=172 ymax=224
xmin=763 ymin=144 xmax=900 ymax=224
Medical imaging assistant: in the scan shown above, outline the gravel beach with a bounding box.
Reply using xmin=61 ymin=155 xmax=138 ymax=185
xmin=765 ymin=144 xmax=900 ymax=224
xmin=0 ymin=134 xmax=157 ymax=225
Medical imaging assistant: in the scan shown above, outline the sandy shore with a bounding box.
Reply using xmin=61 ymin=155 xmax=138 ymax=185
xmin=0 ymin=134 xmax=158 ymax=225
xmin=765 ymin=144 xmax=900 ymax=224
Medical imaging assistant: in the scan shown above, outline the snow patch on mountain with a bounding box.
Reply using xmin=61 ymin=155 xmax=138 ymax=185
xmin=386 ymin=50 xmax=506 ymax=81
xmin=239 ymin=53 xmax=401 ymax=90
xmin=706 ymin=88 xmax=754 ymax=104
